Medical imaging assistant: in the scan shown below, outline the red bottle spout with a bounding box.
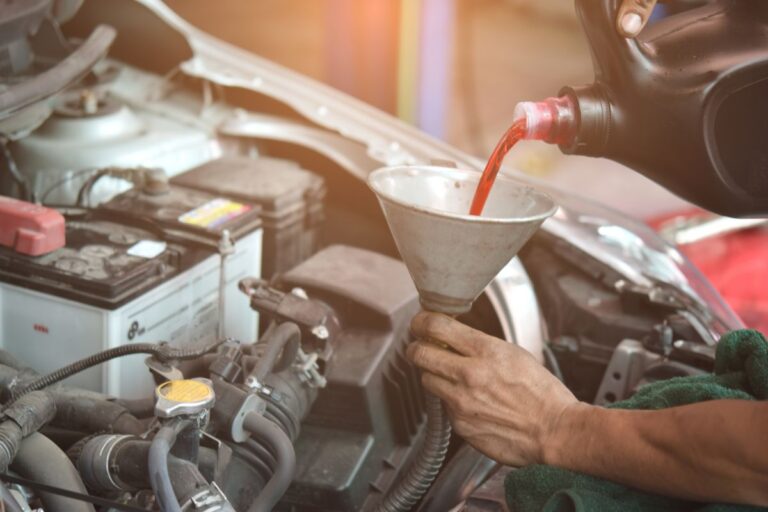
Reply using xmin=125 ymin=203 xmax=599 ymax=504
xmin=512 ymin=95 xmax=578 ymax=146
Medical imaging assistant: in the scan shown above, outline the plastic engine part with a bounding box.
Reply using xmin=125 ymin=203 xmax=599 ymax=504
xmin=0 ymin=197 xmax=65 ymax=255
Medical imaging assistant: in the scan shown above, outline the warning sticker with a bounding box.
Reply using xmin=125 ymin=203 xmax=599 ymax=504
xmin=127 ymin=240 xmax=167 ymax=259
xmin=178 ymin=198 xmax=251 ymax=229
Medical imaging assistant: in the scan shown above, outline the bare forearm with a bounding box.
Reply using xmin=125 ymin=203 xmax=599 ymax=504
xmin=545 ymin=400 xmax=768 ymax=506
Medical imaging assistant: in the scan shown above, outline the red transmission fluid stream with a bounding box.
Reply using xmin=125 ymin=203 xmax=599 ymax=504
xmin=469 ymin=118 xmax=528 ymax=216
xmin=469 ymin=96 xmax=577 ymax=216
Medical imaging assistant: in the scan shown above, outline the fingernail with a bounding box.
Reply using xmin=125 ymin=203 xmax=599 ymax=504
xmin=621 ymin=12 xmax=643 ymax=36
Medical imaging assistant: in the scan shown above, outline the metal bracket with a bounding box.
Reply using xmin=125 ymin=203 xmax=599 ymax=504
xmin=594 ymin=339 xmax=660 ymax=406
xmin=185 ymin=482 xmax=231 ymax=511
xmin=293 ymin=348 xmax=326 ymax=389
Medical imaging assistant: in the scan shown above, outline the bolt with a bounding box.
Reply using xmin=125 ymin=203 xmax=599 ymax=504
xmin=244 ymin=376 xmax=261 ymax=390
xmin=218 ymin=230 xmax=235 ymax=256
xmin=311 ymin=325 xmax=329 ymax=341
xmin=79 ymin=89 xmax=99 ymax=114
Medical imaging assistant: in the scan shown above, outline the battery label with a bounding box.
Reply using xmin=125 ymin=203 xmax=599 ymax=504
xmin=178 ymin=198 xmax=251 ymax=229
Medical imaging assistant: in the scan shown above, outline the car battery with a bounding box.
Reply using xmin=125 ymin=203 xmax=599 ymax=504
xmin=171 ymin=156 xmax=325 ymax=277
xmin=100 ymin=183 xmax=263 ymax=249
xmin=0 ymin=205 xmax=262 ymax=399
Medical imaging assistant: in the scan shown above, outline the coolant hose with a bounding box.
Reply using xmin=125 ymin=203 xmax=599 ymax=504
xmin=148 ymin=419 xmax=190 ymax=512
xmin=0 ymin=391 xmax=56 ymax=471
xmin=10 ymin=340 xmax=225 ymax=401
xmin=53 ymin=391 xmax=146 ymax=435
xmin=11 ymin=433 xmax=94 ymax=512
xmin=243 ymin=412 xmax=296 ymax=512
xmin=374 ymin=392 xmax=451 ymax=512
xmin=251 ymin=322 xmax=301 ymax=381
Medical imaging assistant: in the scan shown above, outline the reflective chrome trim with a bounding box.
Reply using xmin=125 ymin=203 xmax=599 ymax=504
xmin=485 ymin=257 xmax=546 ymax=362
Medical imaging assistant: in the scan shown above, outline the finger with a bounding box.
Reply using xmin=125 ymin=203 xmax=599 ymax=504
xmin=406 ymin=341 xmax=466 ymax=382
xmin=616 ymin=0 xmax=657 ymax=38
xmin=410 ymin=312 xmax=486 ymax=356
xmin=421 ymin=372 xmax=455 ymax=403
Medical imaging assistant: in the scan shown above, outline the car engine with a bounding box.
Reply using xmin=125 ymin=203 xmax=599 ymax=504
xmin=0 ymin=1 xmax=739 ymax=511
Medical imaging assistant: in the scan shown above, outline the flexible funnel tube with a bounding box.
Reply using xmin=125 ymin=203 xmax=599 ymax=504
xmin=374 ymin=392 xmax=451 ymax=512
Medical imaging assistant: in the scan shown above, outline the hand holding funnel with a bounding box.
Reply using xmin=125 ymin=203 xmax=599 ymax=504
xmin=367 ymin=165 xmax=555 ymax=512
xmin=368 ymin=165 xmax=557 ymax=316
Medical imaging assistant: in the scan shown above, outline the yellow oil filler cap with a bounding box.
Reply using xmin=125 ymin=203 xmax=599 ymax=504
xmin=154 ymin=379 xmax=215 ymax=418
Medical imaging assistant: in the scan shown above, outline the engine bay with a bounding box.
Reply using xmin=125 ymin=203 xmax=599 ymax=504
xmin=0 ymin=2 xmax=738 ymax=511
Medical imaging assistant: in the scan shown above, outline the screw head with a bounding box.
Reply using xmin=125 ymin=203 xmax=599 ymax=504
xmin=245 ymin=376 xmax=261 ymax=390
xmin=311 ymin=325 xmax=329 ymax=341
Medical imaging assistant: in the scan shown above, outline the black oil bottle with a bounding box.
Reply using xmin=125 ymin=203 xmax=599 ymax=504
xmin=522 ymin=0 xmax=768 ymax=217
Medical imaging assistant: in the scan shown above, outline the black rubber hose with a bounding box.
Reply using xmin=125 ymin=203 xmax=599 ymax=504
xmin=114 ymin=397 xmax=156 ymax=418
xmin=0 ymin=391 xmax=56 ymax=472
xmin=148 ymin=419 xmax=190 ymax=512
xmin=75 ymin=436 xmax=220 ymax=495
xmin=228 ymin=443 xmax=272 ymax=484
xmin=52 ymin=392 xmax=145 ymax=435
xmin=374 ymin=392 xmax=451 ymax=512
xmin=10 ymin=340 xmax=225 ymax=401
xmin=243 ymin=412 xmax=296 ymax=512
xmin=11 ymin=433 xmax=95 ymax=512
xmin=251 ymin=322 xmax=301 ymax=381
xmin=264 ymin=402 xmax=298 ymax=441
xmin=0 ymin=480 xmax=22 ymax=512
xmin=245 ymin=439 xmax=277 ymax=470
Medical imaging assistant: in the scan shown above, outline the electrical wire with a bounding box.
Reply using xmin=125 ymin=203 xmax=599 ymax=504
xmin=38 ymin=169 xmax=98 ymax=205
xmin=76 ymin=170 xmax=108 ymax=207
xmin=0 ymin=473 xmax=145 ymax=512
xmin=9 ymin=339 xmax=226 ymax=402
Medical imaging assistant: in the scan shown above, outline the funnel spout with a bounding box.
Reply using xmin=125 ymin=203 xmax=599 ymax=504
xmin=368 ymin=166 xmax=556 ymax=315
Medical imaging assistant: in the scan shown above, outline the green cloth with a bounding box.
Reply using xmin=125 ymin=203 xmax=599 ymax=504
xmin=505 ymin=329 xmax=768 ymax=512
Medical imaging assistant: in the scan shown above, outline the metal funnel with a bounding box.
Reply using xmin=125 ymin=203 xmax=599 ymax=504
xmin=368 ymin=166 xmax=557 ymax=315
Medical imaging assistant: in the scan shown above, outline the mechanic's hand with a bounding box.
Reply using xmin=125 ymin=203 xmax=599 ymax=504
xmin=617 ymin=0 xmax=658 ymax=38
xmin=407 ymin=312 xmax=582 ymax=467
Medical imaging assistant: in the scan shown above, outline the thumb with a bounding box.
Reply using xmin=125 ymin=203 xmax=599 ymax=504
xmin=616 ymin=0 xmax=658 ymax=38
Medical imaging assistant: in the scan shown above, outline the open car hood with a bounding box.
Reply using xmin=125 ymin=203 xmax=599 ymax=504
xmin=79 ymin=0 xmax=745 ymax=338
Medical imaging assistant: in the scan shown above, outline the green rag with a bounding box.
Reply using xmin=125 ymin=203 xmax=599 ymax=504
xmin=505 ymin=329 xmax=768 ymax=512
